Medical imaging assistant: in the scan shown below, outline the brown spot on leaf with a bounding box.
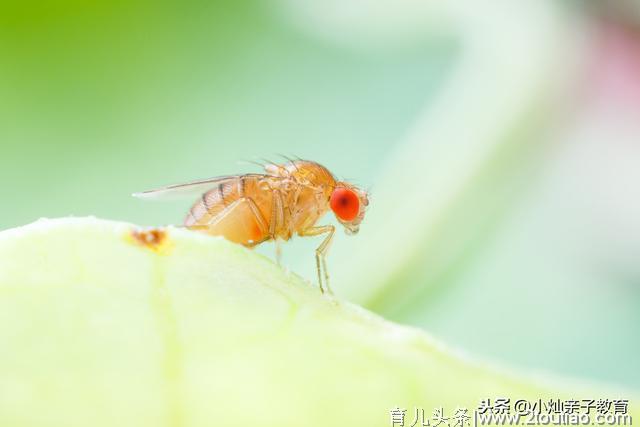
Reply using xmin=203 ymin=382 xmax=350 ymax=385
xmin=128 ymin=227 xmax=173 ymax=254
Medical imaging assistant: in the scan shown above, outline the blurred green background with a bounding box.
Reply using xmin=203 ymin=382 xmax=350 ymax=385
xmin=1 ymin=0 xmax=639 ymax=392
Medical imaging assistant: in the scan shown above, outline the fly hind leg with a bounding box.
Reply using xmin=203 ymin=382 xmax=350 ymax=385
xmin=298 ymin=225 xmax=335 ymax=294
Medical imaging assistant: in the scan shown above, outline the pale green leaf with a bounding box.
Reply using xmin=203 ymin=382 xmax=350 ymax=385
xmin=0 ymin=218 xmax=635 ymax=427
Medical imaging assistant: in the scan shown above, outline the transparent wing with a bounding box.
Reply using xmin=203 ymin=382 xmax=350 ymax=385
xmin=132 ymin=174 xmax=267 ymax=201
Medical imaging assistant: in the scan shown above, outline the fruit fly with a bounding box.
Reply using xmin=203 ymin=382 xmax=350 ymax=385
xmin=133 ymin=158 xmax=369 ymax=293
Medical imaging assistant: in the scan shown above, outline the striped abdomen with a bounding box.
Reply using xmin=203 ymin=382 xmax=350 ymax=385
xmin=184 ymin=174 xmax=279 ymax=246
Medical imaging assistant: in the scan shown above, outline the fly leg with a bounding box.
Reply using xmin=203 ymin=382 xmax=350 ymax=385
xmin=298 ymin=225 xmax=335 ymax=294
xmin=274 ymin=239 xmax=282 ymax=266
xmin=269 ymin=189 xmax=286 ymax=266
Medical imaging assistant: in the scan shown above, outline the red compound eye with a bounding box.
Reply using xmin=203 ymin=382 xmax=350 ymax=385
xmin=330 ymin=187 xmax=360 ymax=221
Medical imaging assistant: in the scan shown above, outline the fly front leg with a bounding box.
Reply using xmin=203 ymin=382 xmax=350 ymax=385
xmin=298 ymin=225 xmax=335 ymax=294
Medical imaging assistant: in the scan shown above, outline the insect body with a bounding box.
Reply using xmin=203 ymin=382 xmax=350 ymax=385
xmin=133 ymin=159 xmax=369 ymax=293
